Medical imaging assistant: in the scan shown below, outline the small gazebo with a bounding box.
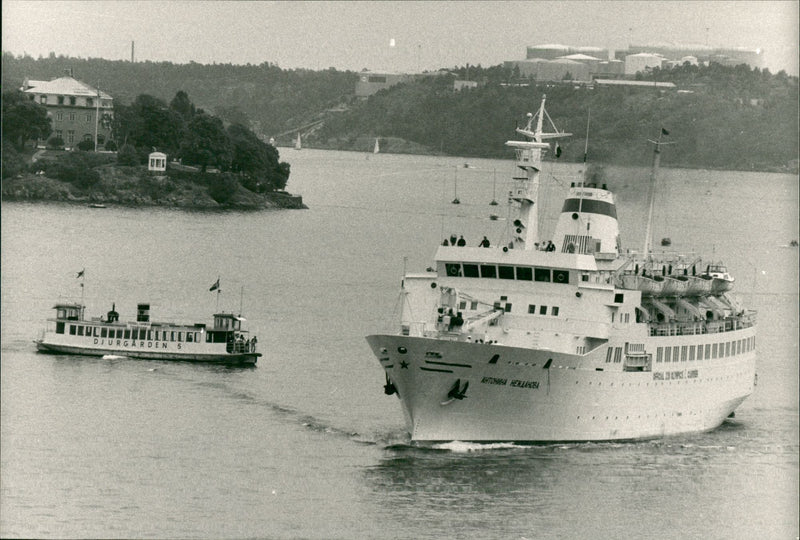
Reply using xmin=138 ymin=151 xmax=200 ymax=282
xmin=148 ymin=151 xmax=167 ymax=173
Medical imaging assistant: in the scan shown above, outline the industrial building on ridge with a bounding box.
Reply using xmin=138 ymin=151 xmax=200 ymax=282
xmin=21 ymin=74 xmax=114 ymax=150
xmin=504 ymin=43 xmax=764 ymax=84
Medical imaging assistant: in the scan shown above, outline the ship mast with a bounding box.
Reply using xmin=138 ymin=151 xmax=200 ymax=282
xmin=504 ymin=95 xmax=570 ymax=250
xmin=642 ymin=129 xmax=674 ymax=260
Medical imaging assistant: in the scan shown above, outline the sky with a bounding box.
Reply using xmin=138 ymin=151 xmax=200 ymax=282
xmin=2 ymin=1 xmax=798 ymax=75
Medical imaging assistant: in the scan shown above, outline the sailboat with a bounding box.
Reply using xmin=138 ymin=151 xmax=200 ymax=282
xmin=373 ymin=137 xmax=380 ymax=154
xmin=294 ymin=133 xmax=301 ymax=150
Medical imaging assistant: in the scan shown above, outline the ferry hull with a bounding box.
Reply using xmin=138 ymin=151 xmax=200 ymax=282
xmin=366 ymin=334 xmax=755 ymax=442
xmin=35 ymin=341 xmax=259 ymax=365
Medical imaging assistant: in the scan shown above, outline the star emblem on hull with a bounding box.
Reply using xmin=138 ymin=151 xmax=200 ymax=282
xmin=400 ymin=360 xmax=409 ymax=369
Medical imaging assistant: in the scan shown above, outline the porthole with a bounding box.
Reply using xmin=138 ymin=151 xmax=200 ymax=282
xmin=397 ymin=347 xmax=407 ymax=354
xmin=430 ymin=282 xmax=437 ymax=289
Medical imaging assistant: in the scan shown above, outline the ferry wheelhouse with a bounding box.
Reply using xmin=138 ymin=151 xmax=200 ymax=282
xmin=366 ymin=95 xmax=756 ymax=443
xmin=36 ymin=302 xmax=260 ymax=365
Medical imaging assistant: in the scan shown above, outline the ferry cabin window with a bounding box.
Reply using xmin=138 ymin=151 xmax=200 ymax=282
xmin=78 ymin=326 xmax=84 ymax=336
xmin=69 ymin=325 xmax=76 ymax=335
xmin=540 ymin=305 xmax=547 ymax=315
xmin=664 ymin=346 xmax=671 ymax=362
xmin=656 ymin=347 xmax=663 ymax=363
xmin=463 ymin=264 xmax=480 ymax=278
xmin=504 ymin=303 xmax=513 ymax=312
xmin=725 ymin=342 xmax=731 ymax=357
xmin=689 ymin=345 xmax=696 ymax=361
xmin=177 ymin=332 xmax=183 ymax=342
xmin=614 ymin=348 xmax=622 ymax=363
xmin=516 ymin=267 xmax=533 ymax=281
xmin=534 ymin=268 xmax=551 ymax=282
xmin=528 ymin=305 xmax=536 ymax=314
xmin=606 ymin=348 xmax=613 ymax=363
xmin=147 ymin=330 xmax=153 ymax=341
xmin=552 ymin=306 xmax=560 ymax=316
xmin=553 ymin=270 xmax=569 ymax=284
xmin=712 ymin=343 xmax=718 ymax=358
xmin=705 ymin=344 xmax=711 ymax=359
xmin=56 ymin=322 xmax=65 ymax=334
xmin=681 ymin=345 xmax=688 ymax=362
xmin=697 ymin=344 xmax=704 ymax=360
xmin=124 ymin=329 xmax=131 ymax=339
xmin=445 ymin=263 xmax=462 ymax=277
xmin=672 ymin=347 xmax=680 ymax=363
xmin=480 ymin=265 xmax=497 ymax=279
xmin=459 ymin=301 xmax=467 ymax=310
xmin=614 ymin=293 xmax=624 ymax=303
xmin=470 ymin=301 xmax=478 ymax=310
xmin=498 ymin=266 xmax=515 ymax=280
xmin=581 ymin=273 xmax=589 ymax=282
xmin=101 ymin=328 xmax=107 ymax=338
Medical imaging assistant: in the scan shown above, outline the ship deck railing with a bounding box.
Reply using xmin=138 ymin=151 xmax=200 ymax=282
xmin=648 ymin=313 xmax=756 ymax=337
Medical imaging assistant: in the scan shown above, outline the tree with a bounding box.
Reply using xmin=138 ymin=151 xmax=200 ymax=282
xmin=120 ymin=94 xmax=185 ymax=155
xmin=169 ymin=90 xmax=195 ymax=120
xmin=2 ymin=90 xmax=52 ymax=149
xmin=179 ymin=113 xmax=232 ymax=172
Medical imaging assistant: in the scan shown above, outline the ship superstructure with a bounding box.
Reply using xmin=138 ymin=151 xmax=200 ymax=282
xmin=366 ymin=96 xmax=756 ymax=442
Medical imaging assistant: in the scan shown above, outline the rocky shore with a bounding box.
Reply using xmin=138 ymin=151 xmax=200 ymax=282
xmin=2 ymin=166 xmax=306 ymax=210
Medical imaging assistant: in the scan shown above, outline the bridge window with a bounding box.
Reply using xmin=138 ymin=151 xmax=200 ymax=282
xmin=445 ymin=263 xmax=462 ymax=277
xmin=516 ymin=267 xmax=533 ymax=281
xmin=534 ymin=268 xmax=551 ymax=282
xmin=539 ymin=305 xmax=547 ymax=315
xmin=552 ymin=306 xmax=560 ymax=316
xmin=480 ymin=265 xmax=497 ymax=278
xmin=553 ymin=270 xmax=570 ymax=284
xmin=498 ymin=265 xmax=515 ymax=280
xmin=463 ymin=264 xmax=479 ymax=278
xmin=606 ymin=348 xmax=614 ymax=363
xmin=528 ymin=304 xmax=536 ymax=314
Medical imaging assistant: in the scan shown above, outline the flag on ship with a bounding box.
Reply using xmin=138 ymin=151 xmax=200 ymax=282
xmin=209 ymin=278 xmax=220 ymax=292
xmin=76 ymin=269 xmax=85 ymax=278
xmin=661 ymin=127 xmax=670 ymax=135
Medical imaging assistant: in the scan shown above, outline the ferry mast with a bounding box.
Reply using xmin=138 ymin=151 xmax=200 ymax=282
xmin=504 ymin=95 xmax=570 ymax=250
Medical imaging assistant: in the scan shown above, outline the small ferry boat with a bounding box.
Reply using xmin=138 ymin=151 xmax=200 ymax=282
xmin=366 ymin=95 xmax=756 ymax=443
xmin=35 ymin=302 xmax=260 ymax=365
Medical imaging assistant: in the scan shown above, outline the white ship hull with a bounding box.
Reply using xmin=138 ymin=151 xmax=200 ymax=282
xmin=367 ymin=333 xmax=755 ymax=442
xmin=36 ymin=340 xmax=258 ymax=364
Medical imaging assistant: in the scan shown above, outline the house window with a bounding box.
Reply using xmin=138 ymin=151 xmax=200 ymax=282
xmin=87 ymin=98 xmax=93 ymax=107
xmin=69 ymin=96 xmax=76 ymax=105
xmin=58 ymin=96 xmax=64 ymax=104
xmin=69 ymin=112 xmax=76 ymax=121
xmin=67 ymin=130 xmax=75 ymax=143
xmin=85 ymin=113 xmax=92 ymax=122
xmin=40 ymin=95 xmax=47 ymax=104
xmin=56 ymin=112 xmax=63 ymax=121
xmin=55 ymin=130 xmax=63 ymax=139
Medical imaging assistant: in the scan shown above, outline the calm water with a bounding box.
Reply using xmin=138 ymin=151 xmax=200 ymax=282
xmin=2 ymin=149 xmax=798 ymax=539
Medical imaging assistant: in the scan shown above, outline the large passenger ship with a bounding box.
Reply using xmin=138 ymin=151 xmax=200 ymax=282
xmin=36 ymin=301 xmax=260 ymax=365
xmin=366 ymin=96 xmax=756 ymax=442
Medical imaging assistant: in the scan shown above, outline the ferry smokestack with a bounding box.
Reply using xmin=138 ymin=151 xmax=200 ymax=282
xmin=137 ymin=303 xmax=150 ymax=322
xmin=131 ymin=41 xmax=135 ymax=63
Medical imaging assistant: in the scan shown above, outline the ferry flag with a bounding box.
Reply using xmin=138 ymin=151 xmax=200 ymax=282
xmin=661 ymin=127 xmax=670 ymax=136
xmin=76 ymin=269 xmax=85 ymax=278
xmin=209 ymin=278 xmax=220 ymax=292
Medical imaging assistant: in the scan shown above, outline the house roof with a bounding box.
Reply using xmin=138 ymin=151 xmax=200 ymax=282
xmin=23 ymin=77 xmax=113 ymax=100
